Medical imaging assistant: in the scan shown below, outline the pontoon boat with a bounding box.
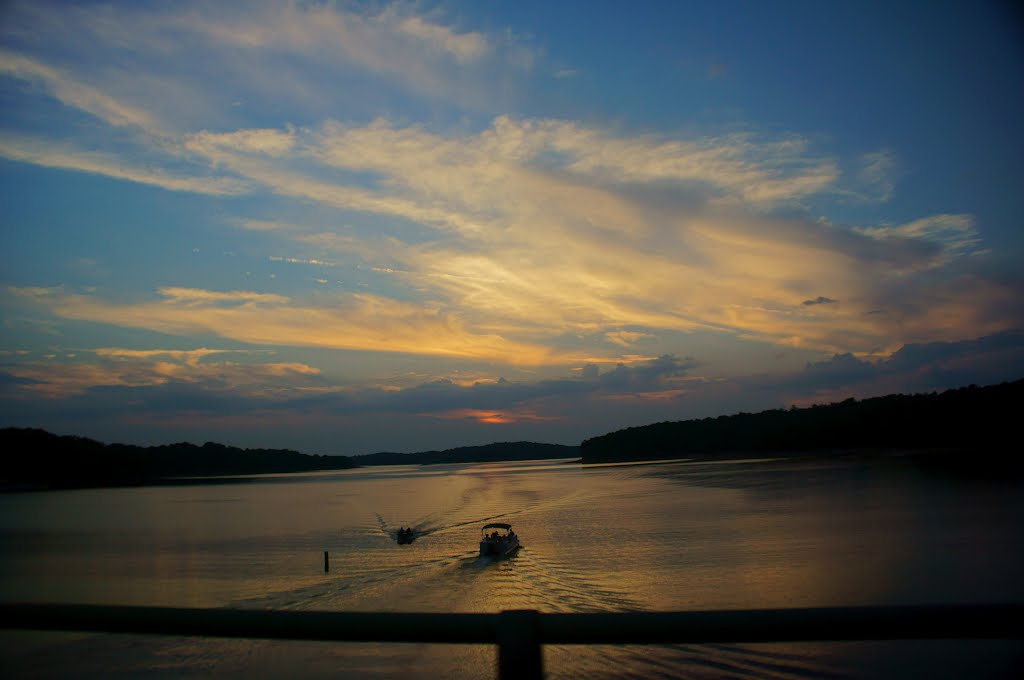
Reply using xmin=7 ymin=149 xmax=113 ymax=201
xmin=479 ymin=523 xmax=519 ymax=557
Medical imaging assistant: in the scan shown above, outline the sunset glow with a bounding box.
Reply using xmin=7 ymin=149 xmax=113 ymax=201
xmin=2 ymin=2 xmax=1022 ymax=454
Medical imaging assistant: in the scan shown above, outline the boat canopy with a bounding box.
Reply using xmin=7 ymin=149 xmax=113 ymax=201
xmin=482 ymin=523 xmax=512 ymax=531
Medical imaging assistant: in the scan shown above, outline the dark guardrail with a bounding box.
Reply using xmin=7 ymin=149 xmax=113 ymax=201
xmin=2 ymin=602 xmax=1022 ymax=679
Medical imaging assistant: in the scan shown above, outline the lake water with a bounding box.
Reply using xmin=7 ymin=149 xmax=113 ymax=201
xmin=1 ymin=456 xmax=1022 ymax=678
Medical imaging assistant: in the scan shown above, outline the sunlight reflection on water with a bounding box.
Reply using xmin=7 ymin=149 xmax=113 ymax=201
xmin=1 ymin=456 xmax=1022 ymax=678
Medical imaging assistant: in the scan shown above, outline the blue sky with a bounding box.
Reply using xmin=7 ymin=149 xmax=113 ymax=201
xmin=2 ymin=1 xmax=1023 ymax=454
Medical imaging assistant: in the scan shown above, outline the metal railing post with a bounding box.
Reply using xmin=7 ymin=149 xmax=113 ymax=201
xmin=497 ymin=609 xmax=543 ymax=680
xmin=2 ymin=601 xmax=1022 ymax=680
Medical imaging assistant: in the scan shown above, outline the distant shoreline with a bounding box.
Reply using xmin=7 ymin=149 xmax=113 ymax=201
xmin=579 ymin=379 xmax=1022 ymax=468
xmin=6 ymin=444 xmax=1016 ymax=493
xmin=0 ymin=428 xmax=357 ymax=493
xmin=351 ymin=441 xmax=579 ymax=467
xmin=5 ymin=378 xmax=1020 ymax=492
xmin=0 ymin=429 xmax=579 ymax=492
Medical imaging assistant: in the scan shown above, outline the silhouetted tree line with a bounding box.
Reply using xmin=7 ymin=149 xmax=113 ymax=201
xmin=0 ymin=428 xmax=355 ymax=491
xmin=579 ymin=379 xmax=1023 ymax=463
xmin=354 ymin=441 xmax=579 ymax=466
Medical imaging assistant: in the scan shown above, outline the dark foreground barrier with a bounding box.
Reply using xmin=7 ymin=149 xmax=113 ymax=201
xmin=2 ymin=603 xmax=1022 ymax=680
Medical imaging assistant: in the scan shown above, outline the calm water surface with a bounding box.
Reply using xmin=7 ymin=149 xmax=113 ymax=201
xmin=1 ymin=456 xmax=1022 ymax=678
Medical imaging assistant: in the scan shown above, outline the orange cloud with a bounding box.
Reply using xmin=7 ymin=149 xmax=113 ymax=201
xmin=4 ymin=346 xmax=320 ymax=398
xmin=424 ymin=408 xmax=562 ymax=424
xmin=23 ymin=287 xmax=561 ymax=365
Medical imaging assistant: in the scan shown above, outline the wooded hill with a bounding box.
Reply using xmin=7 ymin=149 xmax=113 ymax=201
xmin=579 ymin=379 xmax=1022 ymax=463
xmin=0 ymin=428 xmax=355 ymax=491
xmin=353 ymin=441 xmax=579 ymax=466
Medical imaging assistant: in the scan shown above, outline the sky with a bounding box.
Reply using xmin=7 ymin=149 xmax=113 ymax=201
xmin=1 ymin=1 xmax=1023 ymax=455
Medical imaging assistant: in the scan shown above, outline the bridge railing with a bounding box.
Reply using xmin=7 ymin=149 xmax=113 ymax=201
xmin=2 ymin=602 xmax=1021 ymax=680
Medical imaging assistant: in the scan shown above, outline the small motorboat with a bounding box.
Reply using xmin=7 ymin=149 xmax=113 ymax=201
xmin=479 ymin=522 xmax=520 ymax=557
xmin=396 ymin=527 xmax=415 ymax=544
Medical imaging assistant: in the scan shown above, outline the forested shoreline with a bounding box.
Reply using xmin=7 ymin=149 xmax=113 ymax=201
xmin=580 ymin=379 xmax=1022 ymax=464
xmin=352 ymin=442 xmax=578 ymax=466
xmin=5 ymin=378 xmax=1020 ymax=490
xmin=0 ymin=428 xmax=356 ymax=491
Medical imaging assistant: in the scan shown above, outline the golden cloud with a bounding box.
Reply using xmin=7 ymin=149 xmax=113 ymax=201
xmin=30 ymin=288 xmax=561 ymax=365
xmin=6 ymin=349 xmax=321 ymax=399
xmin=424 ymin=408 xmax=562 ymax=424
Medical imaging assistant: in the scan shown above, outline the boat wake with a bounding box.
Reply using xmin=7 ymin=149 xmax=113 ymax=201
xmin=374 ymin=510 xmax=520 ymax=545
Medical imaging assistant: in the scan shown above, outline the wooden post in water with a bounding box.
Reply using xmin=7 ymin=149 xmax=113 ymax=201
xmin=324 ymin=551 xmax=329 ymax=573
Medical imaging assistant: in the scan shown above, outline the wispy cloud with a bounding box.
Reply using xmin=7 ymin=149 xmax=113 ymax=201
xmin=167 ymin=117 xmax=945 ymax=355
xmin=389 ymin=12 xmax=489 ymax=64
xmin=232 ymin=218 xmax=300 ymax=232
xmin=3 ymin=347 xmax=320 ymax=398
xmin=179 ymin=2 xmax=498 ymax=70
xmin=21 ymin=287 xmax=559 ymax=364
xmin=0 ymin=0 xmax=529 ymax=115
xmin=306 ymin=116 xmax=838 ymax=215
xmin=856 ymin=214 xmax=981 ymax=267
xmin=187 ymin=127 xmax=295 ymax=157
xmin=7 ymin=105 xmax=1001 ymax=359
xmin=2 ymin=93 xmax=1008 ymax=360
xmin=157 ymin=287 xmax=289 ymax=305
xmin=0 ymin=50 xmax=164 ymax=132
xmin=268 ymin=256 xmax=336 ymax=267
xmin=855 ymin=150 xmax=896 ymax=202
xmin=0 ymin=0 xmax=1012 ymax=377
xmin=91 ymin=347 xmax=249 ymax=364
xmin=0 ymin=136 xmax=248 ymax=195
xmin=605 ymin=330 xmax=655 ymax=348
